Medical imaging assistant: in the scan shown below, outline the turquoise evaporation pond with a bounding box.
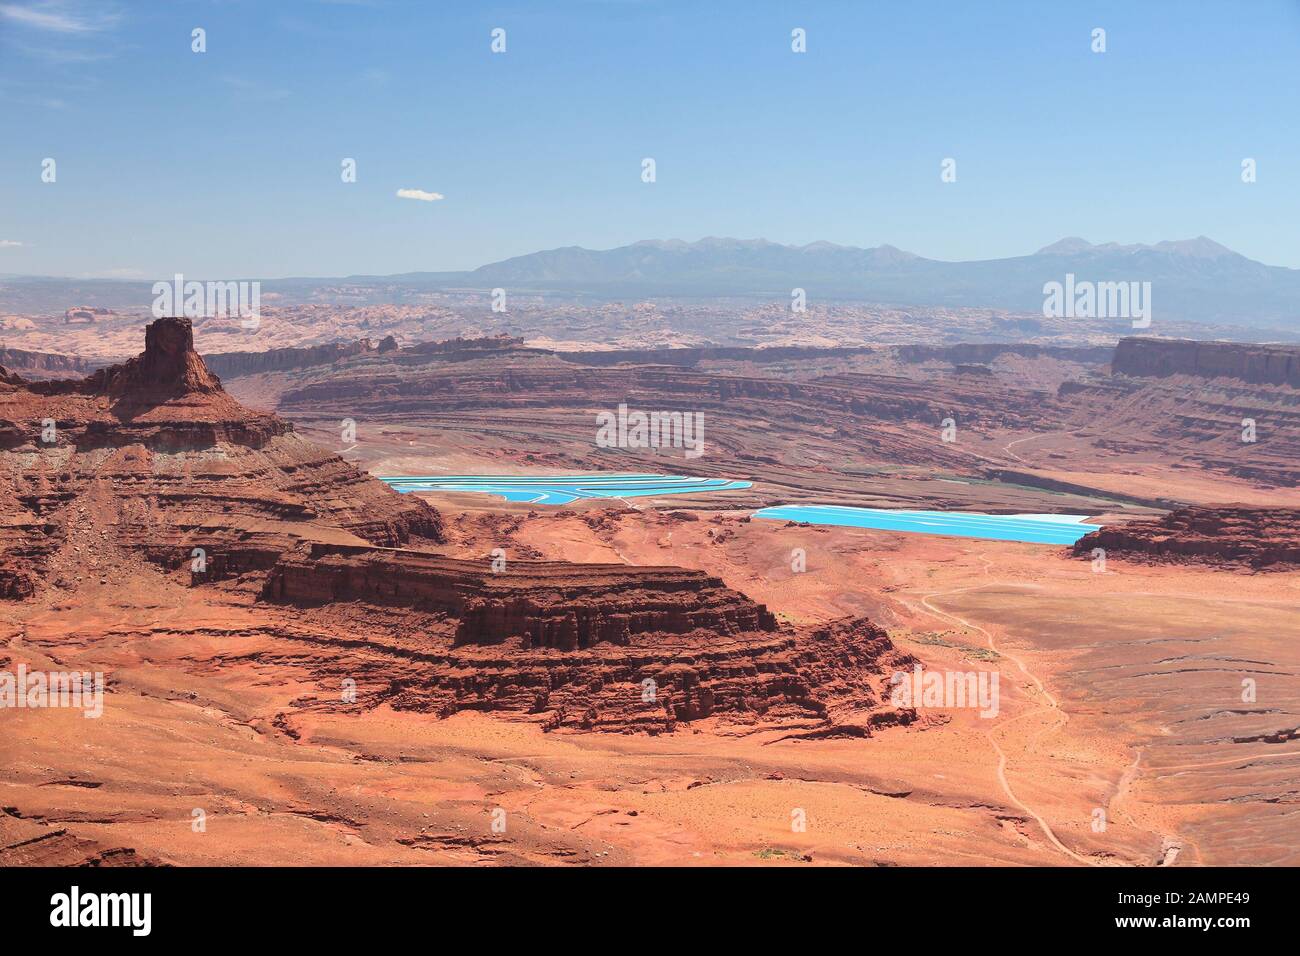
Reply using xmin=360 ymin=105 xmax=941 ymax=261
xmin=376 ymin=473 xmax=752 ymax=506
xmin=753 ymin=505 xmax=1097 ymax=545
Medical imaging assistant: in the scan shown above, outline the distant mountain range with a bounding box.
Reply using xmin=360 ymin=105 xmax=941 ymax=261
xmin=442 ymin=236 xmax=1298 ymax=328
xmin=4 ymin=236 xmax=1297 ymax=330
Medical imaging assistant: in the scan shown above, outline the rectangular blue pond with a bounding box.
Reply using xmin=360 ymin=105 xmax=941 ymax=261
xmin=376 ymin=473 xmax=751 ymax=506
xmin=752 ymin=505 xmax=1097 ymax=545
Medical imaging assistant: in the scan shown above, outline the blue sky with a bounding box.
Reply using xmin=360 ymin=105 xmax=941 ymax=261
xmin=2 ymin=0 xmax=1298 ymax=278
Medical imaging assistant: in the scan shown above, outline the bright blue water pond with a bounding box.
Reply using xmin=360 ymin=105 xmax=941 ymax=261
xmin=377 ymin=473 xmax=752 ymax=506
xmin=753 ymin=505 xmax=1096 ymax=545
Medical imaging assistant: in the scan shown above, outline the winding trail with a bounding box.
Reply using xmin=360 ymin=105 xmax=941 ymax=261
xmin=1001 ymin=434 xmax=1044 ymax=464
xmin=909 ymin=585 xmax=1098 ymax=866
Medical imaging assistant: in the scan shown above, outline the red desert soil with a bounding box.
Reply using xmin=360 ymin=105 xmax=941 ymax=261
xmin=0 ymin=320 xmax=921 ymax=865
xmin=7 ymin=498 xmax=1295 ymax=865
xmin=493 ymin=502 xmax=1300 ymax=866
xmin=3 ymin=323 xmax=1297 ymax=866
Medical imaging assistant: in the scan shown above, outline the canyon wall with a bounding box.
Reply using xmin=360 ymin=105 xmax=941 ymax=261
xmin=205 ymin=339 xmax=386 ymax=379
xmin=1112 ymin=337 xmax=1300 ymax=388
xmin=556 ymin=344 xmax=877 ymax=367
xmin=1056 ymin=338 xmax=1300 ymax=487
xmin=0 ymin=318 xmax=444 ymax=599
xmin=0 ymin=347 xmax=99 ymax=379
xmin=898 ymin=343 xmax=1114 ymax=365
xmin=0 ymin=318 xmax=912 ymax=736
xmin=267 ymin=349 xmax=1060 ymax=483
xmin=263 ymin=542 xmax=777 ymax=649
xmin=1073 ymin=506 xmax=1300 ymax=569
xmin=259 ymin=542 xmax=912 ymax=733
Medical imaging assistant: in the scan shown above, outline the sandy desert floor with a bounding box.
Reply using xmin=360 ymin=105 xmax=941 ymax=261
xmin=5 ymin=461 xmax=1295 ymax=867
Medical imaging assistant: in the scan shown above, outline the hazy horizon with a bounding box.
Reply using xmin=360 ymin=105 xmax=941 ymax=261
xmin=3 ymin=232 xmax=1295 ymax=284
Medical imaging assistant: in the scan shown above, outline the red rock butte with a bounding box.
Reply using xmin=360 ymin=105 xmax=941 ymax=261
xmin=0 ymin=317 xmax=443 ymax=597
xmin=1074 ymin=505 xmax=1300 ymax=570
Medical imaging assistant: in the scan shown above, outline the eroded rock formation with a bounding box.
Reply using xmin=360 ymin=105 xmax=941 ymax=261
xmin=0 ymin=317 xmax=444 ymax=598
xmin=259 ymin=542 xmax=914 ymax=733
xmin=1 ymin=319 xmax=910 ymax=737
xmin=556 ymin=344 xmax=877 ymax=367
xmin=1073 ymin=506 xmax=1300 ymax=569
xmin=898 ymin=343 xmax=1114 ymax=365
xmin=0 ymin=808 xmax=161 ymax=866
xmin=205 ymin=339 xmax=381 ymax=379
xmin=1113 ymin=337 xmax=1300 ymax=388
xmin=63 ymin=306 xmax=114 ymax=325
xmin=253 ymin=344 xmax=1063 ymax=488
xmin=264 ymin=542 xmax=777 ymax=648
xmin=1057 ymin=339 xmax=1300 ymax=487
xmin=0 ymin=347 xmax=98 ymax=380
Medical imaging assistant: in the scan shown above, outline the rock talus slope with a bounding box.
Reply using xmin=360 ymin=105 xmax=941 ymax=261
xmin=1074 ymin=505 xmax=1300 ymax=569
xmin=0 ymin=317 xmax=444 ymax=598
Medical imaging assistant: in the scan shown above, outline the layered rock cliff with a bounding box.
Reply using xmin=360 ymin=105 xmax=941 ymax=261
xmin=0 ymin=318 xmax=444 ymax=598
xmin=1113 ymin=337 xmax=1300 ymax=388
xmin=205 ymin=339 xmax=384 ymax=380
xmin=0 ymin=347 xmax=98 ymax=380
xmin=1 ymin=319 xmax=912 ymax=738
xmin=898 ymin=343 xmax=1114 ymax=365
xmin=260 ymin=542 xmax=914 ymax=733
xmin=254 ymin=345 xmax=1062 ymax=488
xmin=1073 ymin=506 xmax=1300 ymax=569
xmin=264 ymin=542 xmax=776 ymax=648
xmin=1055 ymin=338 xmax=1300 ymax=487
xmin=556 ymin=344 xmax=877 ymax=367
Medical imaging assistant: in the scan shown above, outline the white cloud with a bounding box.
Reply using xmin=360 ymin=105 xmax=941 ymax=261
xmin=396 ymin=188 xmax=444 ymax=202
xmin=0 ymin=2 xmax=118 ymax=33
xmin=0 ymin=240 xmax=25 ymax=248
